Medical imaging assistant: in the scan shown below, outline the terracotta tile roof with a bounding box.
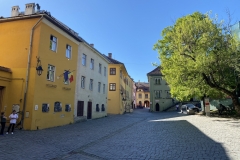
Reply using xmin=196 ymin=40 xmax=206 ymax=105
xmin=0 ymin=66 xmax=12 ymax=73
xmin=136 ymin=82 xmax=149 ymax=92
xmin=147 ymin=67 xmax=162 ymax=76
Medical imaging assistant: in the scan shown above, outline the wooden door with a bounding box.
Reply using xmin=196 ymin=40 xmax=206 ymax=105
xmin=87 ymin=102 xmax=92 ymax=119
xmin=156 ymin=103 xmax=160 ymax=111
xmin=77 ymin=101 xmax=84 ymax=116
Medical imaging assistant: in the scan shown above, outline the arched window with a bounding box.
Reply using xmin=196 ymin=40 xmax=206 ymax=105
xmin=101 ymin=104 xmax=105 ymax=111
xmin=54 ymin=102 xmax=62 ymax=112
xmin=155 ymin=79 xmax=157 ymax=84
xmin=96 ymin=104 xmax=100 ymax=112
xmin=158 ymin=79 xmax=160 ymax=84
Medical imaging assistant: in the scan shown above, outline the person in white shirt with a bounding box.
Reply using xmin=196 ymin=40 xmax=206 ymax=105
xmin=6 ymin=110 xmax=18 ymax=134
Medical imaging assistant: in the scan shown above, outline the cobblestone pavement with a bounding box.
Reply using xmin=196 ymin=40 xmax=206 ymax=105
xmin=0 ymin=108 xmax=240 ymax=160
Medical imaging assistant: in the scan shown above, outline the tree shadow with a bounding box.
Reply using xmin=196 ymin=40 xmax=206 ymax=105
xmin=145 ymin=120 xmax=230 ymax=159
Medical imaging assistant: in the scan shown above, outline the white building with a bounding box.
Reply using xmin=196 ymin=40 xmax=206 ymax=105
xmin=74 ymin=42 xmax=110 ymax=121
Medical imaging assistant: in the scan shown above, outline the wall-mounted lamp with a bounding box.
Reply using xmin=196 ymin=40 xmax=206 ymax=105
xmin=36 ymin=56 xmax=43 ymax=76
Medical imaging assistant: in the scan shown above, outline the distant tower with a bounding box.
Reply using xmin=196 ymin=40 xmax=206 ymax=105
xmin=11 ymin=6 xmax=20 ymax=17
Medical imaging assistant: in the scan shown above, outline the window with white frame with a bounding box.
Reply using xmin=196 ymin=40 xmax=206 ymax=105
xmin=165 ymin=90 xmax=171 ymax=98
xmin=155 ymin=90 xmax=161 ymax=98
xmin=89 ymin=79 xmax=93 ymax=91
xmin=103 ymin=84 xmax=105 ymax=94
xmin=47 ymin=65 xmax=55 ymax=81
xmin=109 ymin=83 xmax=116 ymax=91
xmin=50 ymin=35 xmax=57 ymax=51
xmin=98 ymin=82 xmax=101 ymax=92
xmin=104 ymin=67 xmax=106 ymax=76
xmin=66 ymin=44 xmax=71 ymax=59
xmin=99 ymin=63 xmax=102 ymax=74
xmin=90 ymin=58 xmax=94 ymax=70
xmin=82 ymin=54 xmax=86 ymax=66
xmin=110 ymin=68 xmax=116 ymax=75
xmin=81 ymin=76 xmax=85 ymax=88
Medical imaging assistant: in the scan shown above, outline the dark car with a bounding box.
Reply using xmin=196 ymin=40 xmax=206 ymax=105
xmin=181 ymin=104 xmax=199 ymax=114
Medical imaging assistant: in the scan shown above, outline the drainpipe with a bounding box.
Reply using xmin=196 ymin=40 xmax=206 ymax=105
xmin=21 ymin=16 xmax=44 ymax=129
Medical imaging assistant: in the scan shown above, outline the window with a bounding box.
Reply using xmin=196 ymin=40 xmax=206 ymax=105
xmin=98 ymin=82 xmax=101 ymax=92
xmin=66 ymin=44 xmax=71 ymax=59
xmin=110 ymin=68 xmax=116 ymax=75
xmin=155 ymin=90 xmax=161 ymax=98
xmin=50 ymin=35 xmax=57 ymax=51
xmin=89 ymin=79 xmax=93 ymax=91
xmin=120 ymin=70 xmax=122 ymax=79
xmin=166 ymin=90 xmax=171 ymax=98
xmin=104 ymin=67 xmax=106 ymax=76
xmin=103 ymin=84 xmax=105 ymax=94
xmin=81 ymin=76 xmax=85 ymax=88
xmin=90 ymin=59 xmax=94 ymax=70
xmin=101 ymin=104 xmax=105 ymax=111
xmin=47 ymin=65 xmax=55 ymax=81
xmin=82 ymin=54 xmax=86 ymax=66
xmin=96 ymin=104 xmax=100 ymax=112
xmin=65 ymin=104 xmax=71 ymax=112
xmin=99 ymin=63 xmax=102 ymax=74
xmin=139 ymin=93 xmax=142 ymax=99
xmin=109 ymin=83 xmax=116 ymax=91
xmin=155 ymin=78 xmax=161 ymax=85
xmin=42 ymin=103 xmax=49 ymax=113
xmin=54 ymin=101 xmax=62 ymax=112
xmin=145 ymin=94 xmax=148 ymax=99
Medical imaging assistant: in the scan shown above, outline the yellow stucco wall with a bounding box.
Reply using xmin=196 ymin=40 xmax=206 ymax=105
xmin=0 ymin=71 xmax=12 ymax=115
xmin=107 ymin=64 xmax=122 ymax=114
xmin=0 ymin=17 xmax=79 ymax=130
xmin=107 ymin=64 xmax=132 ymax=114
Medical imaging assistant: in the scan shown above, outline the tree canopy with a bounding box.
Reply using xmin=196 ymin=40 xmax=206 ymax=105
xmin=154 ymin=12 xmax=240 ymax=113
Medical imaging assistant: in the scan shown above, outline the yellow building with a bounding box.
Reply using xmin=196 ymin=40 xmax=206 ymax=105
xmin=103 ymin=53 xmax=133 ymax=114
xmin=0 ymin=3 xmax=81 ymax=130
xmin=135 ymin=82 xmax=150 ymax=108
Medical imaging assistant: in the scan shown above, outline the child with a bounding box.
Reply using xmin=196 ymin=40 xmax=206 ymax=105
xmin=0 ymin=112 xmax=7 ymax=135
xmin=6 ymin=110 xmax=18 ymax=134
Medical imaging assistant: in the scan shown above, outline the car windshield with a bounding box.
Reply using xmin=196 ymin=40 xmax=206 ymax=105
xmin=186 ymin=104 xmax=195 ymax=108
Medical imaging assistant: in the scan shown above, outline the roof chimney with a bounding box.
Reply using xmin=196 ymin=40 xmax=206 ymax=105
xmin=25 ymin=3 xmax=35 ymax=15
xmin=11 ymin=6 xmax=20 ymax=17
xmin=90 ymin=44 xmax=94 ymax=47
xmin=108 ymin=53 xmax=112 ymax=58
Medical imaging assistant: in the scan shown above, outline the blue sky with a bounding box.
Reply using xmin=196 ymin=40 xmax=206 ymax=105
xmin=1 ymin=0 xmax=240 ymax=82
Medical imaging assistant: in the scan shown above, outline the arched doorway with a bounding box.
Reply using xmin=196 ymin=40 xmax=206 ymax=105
xmin=139 ymin=101 xmax=142 ymax=107
xmin=155 ymin=103 xmax=160 ymax=111
xmin=144 ymin=101 xmax=150 ymax=107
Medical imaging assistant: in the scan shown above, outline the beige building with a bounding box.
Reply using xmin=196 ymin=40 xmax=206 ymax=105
xmin=74 ymin=42 xmax=110 ymax=121
xmin=135 ymin=82 xmax=150 ymax=108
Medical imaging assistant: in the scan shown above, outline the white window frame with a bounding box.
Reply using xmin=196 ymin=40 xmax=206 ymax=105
xmin=47 ymin=64 xmax=55 ymax=81
xmin=50 ymin=35 xmax=57 ymax=52
xmin=99 ymin=63 xmax=102 ymax=74
xmin=104 ymin=67 xmax=106 ymax=76
xmin=81 ymin=76 xmax=85 ymax=88
xmin=103 ymin=84 xmax=105 ymax=94
xmin=66 ymin=44 xmax=72 ymax=59
xmin=98 ymin=82 xmax=101 ymax=93
xmin=89 ymin=79 xmax=93 ymax=91
xmin=90 ymin=58 xmax=94 ymax=70
xmin=82 ymin=54 xmax=86 ymax=66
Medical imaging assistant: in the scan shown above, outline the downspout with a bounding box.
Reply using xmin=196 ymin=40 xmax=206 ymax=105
xmin=21 ymin=16 xmax=44 ymax=129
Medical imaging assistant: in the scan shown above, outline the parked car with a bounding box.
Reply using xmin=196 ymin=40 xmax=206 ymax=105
xmin=181 ymin=104 xmax=199 ymax=114
xmin=195 ymin=103 xmax=202 ymax=111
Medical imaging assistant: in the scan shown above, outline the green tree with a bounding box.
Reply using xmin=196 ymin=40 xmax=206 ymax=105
xmin=154 ymin=12 xmax=240 ymax=114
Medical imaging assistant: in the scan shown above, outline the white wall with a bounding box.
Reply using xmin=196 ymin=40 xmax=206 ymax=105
xmin=74 ymin=42 xmax=109 ymax=119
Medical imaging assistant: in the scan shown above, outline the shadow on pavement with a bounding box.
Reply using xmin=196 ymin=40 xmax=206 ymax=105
xmin=144 ymin=120 xmax=230 ymax=159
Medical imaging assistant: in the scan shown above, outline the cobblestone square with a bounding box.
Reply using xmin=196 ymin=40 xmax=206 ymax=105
xmin=0 ymin=108 xmax=240 ymax=160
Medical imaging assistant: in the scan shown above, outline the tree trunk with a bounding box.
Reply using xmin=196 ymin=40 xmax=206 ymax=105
xmin=231 ymin=95 xmax=240 ymax=115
